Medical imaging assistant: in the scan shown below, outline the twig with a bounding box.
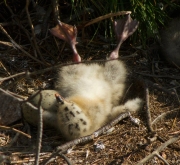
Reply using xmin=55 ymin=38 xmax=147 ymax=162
xmin=156 ymin=154 xmax=170 ymax=165
xmin=52 ymin=0 xmax=60 ymax=21
xmin=145 ymin=80 xmax=176 ymax=96
xmin=58 ymin=154 xmax=72 ymax=165
xmin=83 ymin=11 xmax=131 ymax=27
xmin=0 ymin=24 xmax=45 ymax=65
xmin=0 ymin=61 xmax=11 ymax=76
xmin=0 ymin=58 xmax=130 ymax=82
xmin=0 ymin=41 xmax=13 ymax=47
xmin=136 ymin=72 xmax=180 ymax=80
xmin=35 ymin=93 xmax=43 ymax=165
xmin=6 ymin=90 xmax=26 ymax=99
xmin=41 ymin=4 xmax=52 ymax=38
xmin=152 ymin=108 xmax=180 ymax=125
xmin=7 ymin=133 xmax=20 ymax=147
xmin=145 ymin=82 xmax=153 ymax=132
xmin=21 ymin=90 xmax=41 ymax=103
xmin=136 ymin=135 xmax=180 ymax=165
xmin=0 ymin=71 xmax=26 ymax=82
xmin=0 ymin=125 xmax=31 ymax=138
xmin=42 ymin=112 xmax=129 ymax=164
xmin=25 ymin=0 xmax=49 ymax=66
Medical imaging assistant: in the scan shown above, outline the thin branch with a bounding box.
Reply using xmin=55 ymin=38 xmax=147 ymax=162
xmin=0 ymin=71 xmax=26 ymax=82
xmin=52 ymin=0 xmax=60 ymax=21
xmin=83 ymin=11 xmax=131 ymax=27
xmin=25 ymin=0 xmax=49 ymax=66
xmin=0 ymin=24 xmax=45 ymax=65
xmin=145 ymin=83 xmax=153 ymax=132
xmin=155 ymin=153 xmax=170 ymax=165
xmin=152 ymin=108 xmax=180 ymax=125
xmin=58 ymin=154 xmax=72 ymax=165
xmin=0 ymin=58 xmax=131 ymax=82
xmin=136 ymin=135 xmax=180 ymax=165
xmin=136 ymin=72 xmax=180 ymax=80
xmin=42 ymin=112 xmax=129 ymax=164
xmin=21 ymin=90 xmax=41 ymax=103
xmin=35 ymin=93 xmax=43 ymax=165
xmin=145 ymin=80 xmax=176 ymax=96
xmin=0 ymin=125 xmax=31 ymax=138
xmin=0 ymin=41 xmax=13 ymax=47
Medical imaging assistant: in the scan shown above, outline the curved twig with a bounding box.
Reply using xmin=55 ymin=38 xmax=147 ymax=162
xmin=0 ymin=125 xmax=31 ymax=138
xmin=136 ymin=135 xmax=180 ymax=165
xmin=35 ymin=93 xmax=43 ymax=165
xmin=42 ymin=112 xmax=129 ymax=164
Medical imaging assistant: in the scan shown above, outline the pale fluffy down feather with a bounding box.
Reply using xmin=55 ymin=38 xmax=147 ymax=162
xmin=54 ymin=60 xmax=143 ymax=140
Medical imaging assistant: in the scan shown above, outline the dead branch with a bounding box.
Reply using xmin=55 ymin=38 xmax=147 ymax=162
xmin=0 ymin=24 xmax=45 ymax=65
xmin=52 ymin=0 xmax=60 ymax=21
xmin=0 ymin=57 xmax=135 ymax=82
xmin=0 ymin=41 xmax=13 ymax=47
xmin=136 ymin=135 xmax=180 ymax=165
xmin=35 ymin=93 xmax=43 ymax=165
xmin=42 ymin=112 xmax=130 ymax=164
xmin=152 ymin=108 xmax=180 ymax=125
xmin=0 ymin=125 xmax=31 ymax=138
xmin=145 ymin=83 xmax=153 ymax=132
xmin=83 ymin=11 xmax=131 ymax=27
xmin=25 ymin=0 xmax=49 ymax=66
xmin=145 ymin=80 xmax=176 ymax=96
xmin=136 ymin=72 xmax=180 ymax=80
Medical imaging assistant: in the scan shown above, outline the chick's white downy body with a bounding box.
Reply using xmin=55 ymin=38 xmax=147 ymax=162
xmin=55 ymin=60 xmax=142 ymax=140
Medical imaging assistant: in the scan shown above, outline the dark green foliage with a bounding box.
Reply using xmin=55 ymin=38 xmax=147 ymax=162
xmin=67 ymin=0 xmax=179 ymax=46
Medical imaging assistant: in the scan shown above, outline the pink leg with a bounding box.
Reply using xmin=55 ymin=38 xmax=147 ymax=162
xmin=50 ymin=21 xmax=81 ymax=62
xmin=109 ymin=14 xmax=139 ymax=60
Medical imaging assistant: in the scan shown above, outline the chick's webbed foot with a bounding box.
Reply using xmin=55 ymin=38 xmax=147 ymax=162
xmin=50 ymin=21 xmax=81 ymax=62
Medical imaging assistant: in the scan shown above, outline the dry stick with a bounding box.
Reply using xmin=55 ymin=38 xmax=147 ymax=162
xmin=0 ymin=60 xmax=109 ymax=82
xmin=0 ymin=58 xmax=133 ymax=82
xmin=145 ymin=83 xmax=154 ymax=132
xmin=0 ymin=22 xmax=15 ymax=26
xmin=136 ymin=72 xmax=180 ymax=80
xmin=52 ymin=0 xmax=60 ymax=21
xmin=0 ymin=125 xmax=31 ymax=138
xmin=152 ymin=108 xmax=180 ymax=125
xmin=40 ymin=4 xmax=52 ymax=38
xmin=25 ymin=0 xmax=49 ymax=66
xmin=58 ymin=154 xmax=72 ymax=165
xmin=170 ymin=89 xmax=180 ymax=131
xmin=136 ymin=135 xmax=180 ymax=165
xmin=83 ymin=11 xmax=131 ymax=27
xmin=0 ymin=61 xmax=11 ymax=77
xmin=35 ymin=93 xmax=43 ymax=165
xmin=4 ymin=1 xmax=14 ymax=16
xmin=7 ymin=133 xmax=20 ymax=147
xmin=0 ymin=25 xmax=45 ymax=65
xmin=0 ymin=71 xmax=26 ymax=82
xmin=0 ymin=41 xmax=13 ymax=47
xmin=42 ymin=112 xmax=129 ymax=165
xmin=6 ymin=90 xmax=26 ymax=99
xmin=21 ymin=90 xmax=41 ymax=103
xmin=13 ymin=17 xmax=36 ymax=48
xmin=145 ymin=80 xmax=176 ymax=96
xmin=155 ymin=154 xmax=170 ymax=165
